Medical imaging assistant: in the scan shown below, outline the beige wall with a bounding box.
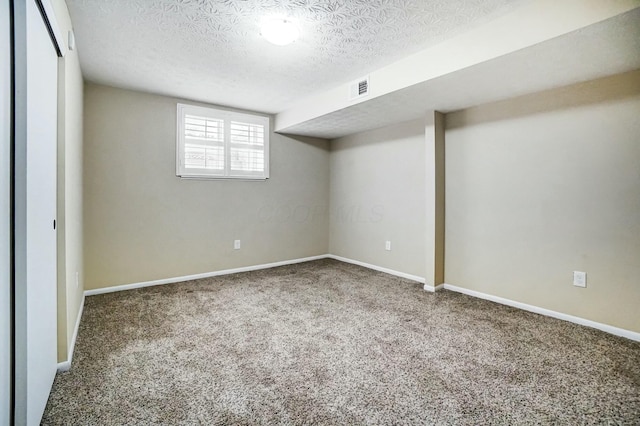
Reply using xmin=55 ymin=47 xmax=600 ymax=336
xmin=83 ymin=84 xmax=329 ymax=290
xmin=329 ymin=119 xmax=426 ymax=278
xmin=445 ymin=70 xmax=640 ymax=333
xmin=81 ymin=63 xmax=638 ymax=337
xmin=52 ymin=0 xmax=84 ymax=363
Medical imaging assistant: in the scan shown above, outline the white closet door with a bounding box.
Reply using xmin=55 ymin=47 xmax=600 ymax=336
xmin=0 ymin=0 xmax=12 ymax=423
xmin=25 ymin=0 xmax=58 ymax=421
xmin=14 ymin=0 xmax=60 ymax=424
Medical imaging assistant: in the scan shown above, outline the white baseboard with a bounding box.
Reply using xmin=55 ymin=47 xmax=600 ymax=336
xmin=74 ymin=257 xmax=639 ymax=346
xmin=85 ymin=254 xmax=425 ymax=298
xmin=57 ymin=293 xmax=85 ymax=372
xmin=84 ymin=255 xmax=330 ymax=296
xmin=423 ymin=283 xmax=444 ymax=292
xmin=326 ymin=255 xmax=425 ymax=284
xmin=443 ymin=283 xmax=640 ymax=342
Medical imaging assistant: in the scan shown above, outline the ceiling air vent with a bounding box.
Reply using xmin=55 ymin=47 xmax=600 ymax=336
xmin=349 ymin=75 xmax=370 ymax=101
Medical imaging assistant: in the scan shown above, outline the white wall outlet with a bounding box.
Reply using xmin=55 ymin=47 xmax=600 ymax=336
xmin=234 ymin=239 xmax=241 ymax=250
xmin=75 ymin=271 xmax=79 ymax=288
xmin=573 ymin=271 xmax=586 ymax=288
xmin=385 ymin=240 xmax=391 ymax=251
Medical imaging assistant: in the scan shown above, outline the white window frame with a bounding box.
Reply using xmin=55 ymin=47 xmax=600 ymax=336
xmin=176 ymin=103 xmax=270 ymax=180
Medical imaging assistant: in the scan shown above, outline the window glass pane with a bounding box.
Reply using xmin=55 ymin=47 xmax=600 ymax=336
xmin=185 ymin=144 xmax=224 ymax=170
xmin=230 ymin=121 xmax=264 ymax=146
xmin=230 ymin=147 xmax=264 ymax=172
xmin=185 ymin=115 xmax=224 ymax=142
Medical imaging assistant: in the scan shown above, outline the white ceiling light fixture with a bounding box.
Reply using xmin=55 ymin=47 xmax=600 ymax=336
xmin=260 ymin=18 xmax=299 ymax=46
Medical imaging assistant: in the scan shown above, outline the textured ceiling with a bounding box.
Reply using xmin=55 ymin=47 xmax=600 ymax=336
xmin=67 ymin=0 xmax=526 ymax=113
xmin=277 ymin=8 xmax=640 ymax=139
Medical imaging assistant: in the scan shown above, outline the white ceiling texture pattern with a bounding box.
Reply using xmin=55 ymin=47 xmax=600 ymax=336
xmin=66 ymin=0 xmax=526 ymax=114
xmin=278 ymin=8 xmax=640 ymax=138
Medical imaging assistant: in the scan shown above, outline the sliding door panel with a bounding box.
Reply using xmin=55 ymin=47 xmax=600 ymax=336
xmin=0 ymin=0 xmax=12 ymax=423
xmin=14 ymin=0 xmax=59 ymax=424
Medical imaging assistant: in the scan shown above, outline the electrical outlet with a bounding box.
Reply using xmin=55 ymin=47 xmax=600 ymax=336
xmin=385 ymin=240 xmax=391 ymax=251
xmin=573 ymin=271 xmax=586 ymax=288
xmin=234 ymin=240 xmax=241 ymax=250
xmin=75 ymin=271 xmax=79 ymax=288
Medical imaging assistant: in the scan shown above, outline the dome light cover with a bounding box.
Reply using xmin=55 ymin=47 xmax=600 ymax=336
xmin=261 ymin=18 xmax=299 ymax=46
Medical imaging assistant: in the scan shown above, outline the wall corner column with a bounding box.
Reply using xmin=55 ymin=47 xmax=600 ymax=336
xmin=424 ymin=111 xmax=445 ymax=291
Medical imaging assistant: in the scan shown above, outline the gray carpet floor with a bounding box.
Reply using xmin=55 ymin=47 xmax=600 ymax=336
xmin=43 ymin=259 xmax=640 ymax=425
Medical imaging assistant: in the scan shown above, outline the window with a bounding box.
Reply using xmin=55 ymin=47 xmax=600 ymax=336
xmin=176 ymin=103 xmax=269 ymax=179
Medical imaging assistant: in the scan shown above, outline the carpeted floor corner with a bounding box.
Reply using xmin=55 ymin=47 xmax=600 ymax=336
xmin=43 ymin=259 xmax=640 ymax=425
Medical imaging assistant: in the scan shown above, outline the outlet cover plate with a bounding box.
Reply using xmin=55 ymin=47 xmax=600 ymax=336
xmin=573 ymin=271 xmax=587 ymax=288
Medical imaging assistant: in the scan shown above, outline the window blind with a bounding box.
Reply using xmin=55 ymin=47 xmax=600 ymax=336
xmin=176 ymin=104 xmax=269 ymax=179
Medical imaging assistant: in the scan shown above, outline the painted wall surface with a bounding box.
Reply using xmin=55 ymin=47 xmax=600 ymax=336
xmin=445 ymin=71 xmax=640 ymax=333
xmin=83 ymin=84 xmax=330 ymax=290
xmin=329 ymin=119 xmax=426 ymax=279
xmin=52 ymin=0 xmax=84 ymax=363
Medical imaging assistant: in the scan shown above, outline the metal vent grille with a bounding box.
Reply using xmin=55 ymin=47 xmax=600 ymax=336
xmin=349 ymin=75 xmax=370 ymax=100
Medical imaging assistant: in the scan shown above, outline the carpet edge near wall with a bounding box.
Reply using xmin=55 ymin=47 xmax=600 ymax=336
xmin=79 ymin=255 xmax=639 ymax=345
